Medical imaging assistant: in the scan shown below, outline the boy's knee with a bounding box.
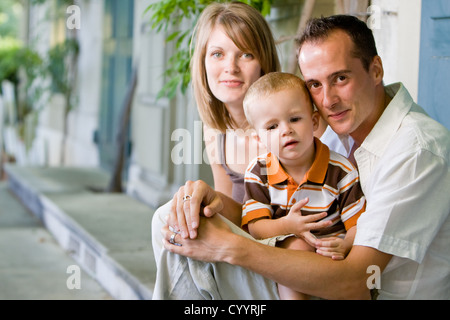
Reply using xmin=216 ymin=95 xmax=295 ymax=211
xmin=278 ymin=236 xmax=314 ymax=252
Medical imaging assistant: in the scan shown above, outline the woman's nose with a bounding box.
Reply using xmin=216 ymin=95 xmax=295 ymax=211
xmin=225 ymin=56 xmax=240 ymax=74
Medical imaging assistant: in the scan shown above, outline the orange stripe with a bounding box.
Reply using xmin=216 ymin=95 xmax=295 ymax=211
xmin=323 ymin=185 xmax=338 ymax=195
xmin=303 ymin=201 xmax=334 ymax=210
xmin=343 ymin=203 xmax=365 ymax=230
xmin=241 ymin=208 xmax=271 ymax=228
xmin=330 ymin=159 xmax=352 ymax=172
xmin=340 ymin=176 xmax=359 ymax=191
xmin=244 ymin=177 xmax=263 ymax=183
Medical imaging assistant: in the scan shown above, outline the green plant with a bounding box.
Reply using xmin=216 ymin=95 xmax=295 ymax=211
xmin=145 ymin=0 xmax=273 ymax=99
xmin=0 ymin=37 xmax=43 ymax=122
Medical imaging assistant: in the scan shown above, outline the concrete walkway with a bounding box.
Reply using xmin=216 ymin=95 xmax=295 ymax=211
xmin=0 ymin=182 xmax=112 ymax=299
xmin=3 ymin=164 xmax=157 ymax=300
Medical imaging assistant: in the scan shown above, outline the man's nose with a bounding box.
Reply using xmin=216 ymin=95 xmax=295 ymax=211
xmin=322 ymin=85 xmax=338 ymax=109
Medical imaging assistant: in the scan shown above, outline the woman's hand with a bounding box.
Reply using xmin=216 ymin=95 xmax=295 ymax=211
xmin=167 ymin=180 xmax=224 ymax=240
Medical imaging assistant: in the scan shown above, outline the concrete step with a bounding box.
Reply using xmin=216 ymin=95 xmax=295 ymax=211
xmin=4 ymin=164 xmax=157 ymax=300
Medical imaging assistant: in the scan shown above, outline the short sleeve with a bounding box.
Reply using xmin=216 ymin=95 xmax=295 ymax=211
xmin=354 ymin=148 xmax=450 ymax=263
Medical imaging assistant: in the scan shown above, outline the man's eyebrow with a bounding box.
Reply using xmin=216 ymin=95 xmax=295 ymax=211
xmin=328 ymin=69 xmax=352 ymax=80
xmin=305 ymin=69 xmax=352 ymax=85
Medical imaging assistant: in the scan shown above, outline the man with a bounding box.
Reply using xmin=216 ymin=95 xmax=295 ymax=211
xmin=155 ymin=15 xmax=450 ymax=300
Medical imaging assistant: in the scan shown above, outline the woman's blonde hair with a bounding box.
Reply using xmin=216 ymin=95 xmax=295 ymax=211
xmin=191 ymin=2 xmax=280 ymax=132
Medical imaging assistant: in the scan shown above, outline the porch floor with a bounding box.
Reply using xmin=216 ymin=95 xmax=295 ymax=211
xmin=3 ymin=164 xmax=157 ymax=300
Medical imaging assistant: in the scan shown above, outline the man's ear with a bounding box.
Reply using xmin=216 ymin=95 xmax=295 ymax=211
xmin=371 ymin=55 xmax=384 ymax=85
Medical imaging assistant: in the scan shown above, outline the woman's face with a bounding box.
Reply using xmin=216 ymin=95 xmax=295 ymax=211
xmin=204 ymin=25 xmax=262 ymax=110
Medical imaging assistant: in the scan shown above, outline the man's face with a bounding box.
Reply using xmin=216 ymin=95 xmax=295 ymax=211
xmin=298 ymin=30 xmax=381 ymax=143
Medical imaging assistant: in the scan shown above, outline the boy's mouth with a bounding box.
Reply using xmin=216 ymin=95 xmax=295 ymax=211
xmin=284 ymin=140 xmax=299 ymax=148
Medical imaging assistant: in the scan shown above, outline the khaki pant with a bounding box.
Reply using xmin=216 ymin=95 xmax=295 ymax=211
xmin=151 ymin=200 xmax=280 ymax=300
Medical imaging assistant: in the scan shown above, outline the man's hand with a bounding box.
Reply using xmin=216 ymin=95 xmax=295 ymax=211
xmin=163 ymin=215 xmax=234 ymax=263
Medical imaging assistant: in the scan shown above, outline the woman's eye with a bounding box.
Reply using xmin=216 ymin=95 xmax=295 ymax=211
xmin=212 ymin=52 xmax=223 ymax=58
xmin=242 ymin=53 xmax=254 ymax=59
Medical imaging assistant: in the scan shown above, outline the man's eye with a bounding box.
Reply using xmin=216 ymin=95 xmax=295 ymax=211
xmin=309 ymin=82 xmax=321 ymax=89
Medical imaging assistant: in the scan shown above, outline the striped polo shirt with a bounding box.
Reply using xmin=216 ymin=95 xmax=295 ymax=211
xmin=242 ymin=138 xmax=365 ymax=237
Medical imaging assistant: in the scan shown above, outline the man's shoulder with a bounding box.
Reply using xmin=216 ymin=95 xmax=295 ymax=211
xmin=397 ymin=108 xmax=450 ymax=160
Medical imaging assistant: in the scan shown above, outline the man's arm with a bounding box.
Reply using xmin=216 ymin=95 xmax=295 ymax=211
xmin=163 ymin=215 xmax=392 ymax=300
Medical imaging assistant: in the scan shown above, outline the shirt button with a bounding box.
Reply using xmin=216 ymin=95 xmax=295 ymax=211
xmin=291 ymin=198 xmax=296 ymax=204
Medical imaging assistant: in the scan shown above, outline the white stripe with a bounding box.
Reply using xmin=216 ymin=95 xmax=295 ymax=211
xmin=242 ymin=201 xmax=273 ymax=217
xmin=341 ymin=197 xmax=366 ymax=222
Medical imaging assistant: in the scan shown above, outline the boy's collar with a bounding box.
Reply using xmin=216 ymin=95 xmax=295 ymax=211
xmin=266 ymin=138 xmax=330 ymax=185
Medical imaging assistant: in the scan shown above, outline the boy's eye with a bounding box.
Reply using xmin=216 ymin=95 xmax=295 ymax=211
xmin=267 ymin=124 xmax=278 ymax=130
xmin=290 ymin=117 xmax=301 ymax=123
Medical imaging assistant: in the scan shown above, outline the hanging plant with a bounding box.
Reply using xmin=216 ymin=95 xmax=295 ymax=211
xmin=144 ymin=0 xmax=273 ymax=99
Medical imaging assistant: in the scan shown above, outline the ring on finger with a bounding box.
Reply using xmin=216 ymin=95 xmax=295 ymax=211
xmin=183 ymin=195 xmax=192 ymax=202
xmin=169 ymin=232 xmax=181 ymax=246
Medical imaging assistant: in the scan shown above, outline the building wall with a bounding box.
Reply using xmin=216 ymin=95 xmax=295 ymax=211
xmin=64 ymin=0 xmax=103 ymax=167
xmin=372 ymin=0 xmax=422 ymax=101
xmin=22 ymin=0 xmax=424 ymax=208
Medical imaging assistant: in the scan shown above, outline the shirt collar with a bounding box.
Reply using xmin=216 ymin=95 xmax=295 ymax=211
xmin=361 ymin=83 xmax=414 ymax=157
xmin=266 ymin=138 xmax=330 ymax=185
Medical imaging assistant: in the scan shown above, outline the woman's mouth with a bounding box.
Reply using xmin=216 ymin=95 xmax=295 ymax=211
xmin=221 ymin=80 xmax=244 ymax=88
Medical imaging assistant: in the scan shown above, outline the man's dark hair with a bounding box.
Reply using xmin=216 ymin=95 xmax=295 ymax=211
xmin=296 ymin=15 xmax=378 ymax=71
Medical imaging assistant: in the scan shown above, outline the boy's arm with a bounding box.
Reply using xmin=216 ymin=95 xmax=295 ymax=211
xmin=247 ymin=216 xmax=289 ymax=239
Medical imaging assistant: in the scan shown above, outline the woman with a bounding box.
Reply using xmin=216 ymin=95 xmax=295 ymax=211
xmin=152 ymin=2 xmax=280 ymax=260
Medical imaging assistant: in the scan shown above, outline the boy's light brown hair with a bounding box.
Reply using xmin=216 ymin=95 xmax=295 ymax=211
xmin=243 ymin=72 xmax=314 ymax=127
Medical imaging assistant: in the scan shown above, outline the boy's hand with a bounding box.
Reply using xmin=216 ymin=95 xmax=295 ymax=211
xmin=315 ymin=237 xmax=351 ymax=260
xmin=283 ymin=198 xmax=332 ymax=238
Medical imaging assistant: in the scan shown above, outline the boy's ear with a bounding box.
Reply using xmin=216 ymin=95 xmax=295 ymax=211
xmin=312 ymin=111 xmax=320 ymax=131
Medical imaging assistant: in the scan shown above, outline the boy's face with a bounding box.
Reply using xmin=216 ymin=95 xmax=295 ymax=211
xmin=250 ymin=87 xmax=319 ymax=165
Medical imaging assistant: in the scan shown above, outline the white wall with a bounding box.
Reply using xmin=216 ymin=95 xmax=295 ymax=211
xmin=372 ymin=0 xmax=422 ymax=101
xmin=64 ymin=0 xmax=103 ymax=167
